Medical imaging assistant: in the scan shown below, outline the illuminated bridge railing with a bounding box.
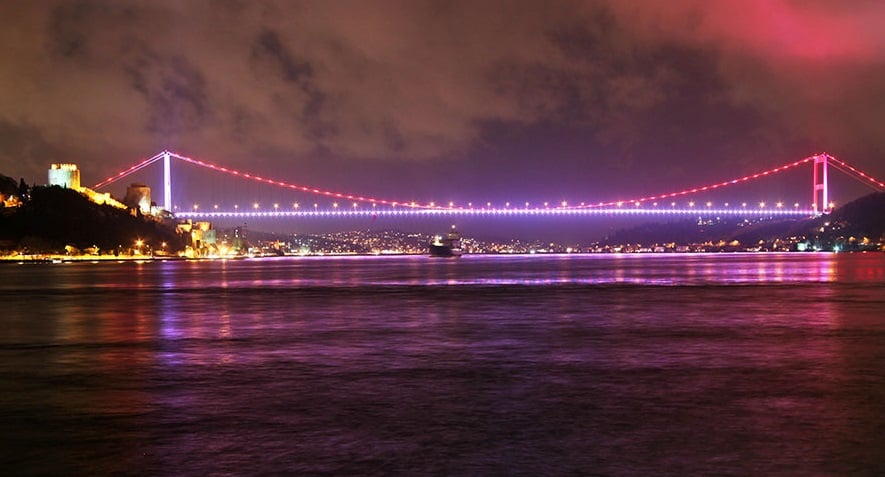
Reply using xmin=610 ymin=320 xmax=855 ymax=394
xmin=176 ymin=207 xmax=816 ymax=219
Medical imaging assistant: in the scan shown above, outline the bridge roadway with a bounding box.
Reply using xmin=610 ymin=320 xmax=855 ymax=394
xmin=175 ymin=207 xmax=816 ymax=219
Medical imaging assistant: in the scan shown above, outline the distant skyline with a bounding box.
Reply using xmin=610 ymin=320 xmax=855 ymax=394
xmin=2 ymin=0 xmax=884 ymax=216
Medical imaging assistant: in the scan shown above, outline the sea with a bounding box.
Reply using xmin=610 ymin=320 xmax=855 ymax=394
xmin=1 ymin=253 xmax=884 ymax=476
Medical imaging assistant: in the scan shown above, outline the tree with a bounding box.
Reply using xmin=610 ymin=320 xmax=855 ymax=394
xmin=17 ymin=178 xmax=30 ymax=202
xmin=0 ymin=173 xmax=17 ymax=197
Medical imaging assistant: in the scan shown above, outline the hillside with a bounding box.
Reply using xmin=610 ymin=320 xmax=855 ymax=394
xmin=0 ymin=185 xmax=185 ymax=254
xmin=815 ymin=192 xmax=885 ymax=238
xmin=603 ymin=192 xmax=885 ymax=249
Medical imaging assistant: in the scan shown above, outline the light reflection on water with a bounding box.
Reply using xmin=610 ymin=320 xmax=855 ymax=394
xmin=1 ymin=253 xmax=884 ymax=475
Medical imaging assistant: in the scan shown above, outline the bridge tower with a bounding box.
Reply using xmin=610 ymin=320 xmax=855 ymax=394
xmin=163 ymin=150 xmax=172 ymax=212
xmin=812 ymin=154 xmax=829 ymax=215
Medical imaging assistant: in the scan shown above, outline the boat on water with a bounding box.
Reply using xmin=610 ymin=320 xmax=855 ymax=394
xmin=429 ymin=227 xmax=463 ymax=257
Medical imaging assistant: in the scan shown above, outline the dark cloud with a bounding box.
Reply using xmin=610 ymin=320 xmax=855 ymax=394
xmin=0 ymin=119 xmax=66 ymax=182
xmin=250 ymin=28 xmax=331 ymax=142
xmin=252 ymin=29 xmax=314 ymax=84
xmin=127 ymin=55 xmax=212 ymax=135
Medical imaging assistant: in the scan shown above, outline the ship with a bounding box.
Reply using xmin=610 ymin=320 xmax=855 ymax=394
xmin=429 ymin=227 xmax=463 ymax=257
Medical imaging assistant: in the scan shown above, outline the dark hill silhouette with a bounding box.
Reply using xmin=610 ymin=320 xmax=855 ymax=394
xmin=816 ymin=192 xmax=885 ymax=239
xmin=604 ymin=192 xmax=885 ymax=248
xmin=0 ymin=185 xmax=185 ymax=253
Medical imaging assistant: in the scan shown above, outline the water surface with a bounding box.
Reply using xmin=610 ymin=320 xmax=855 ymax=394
xmin=1 ymin=253 xmax=884 ymax=475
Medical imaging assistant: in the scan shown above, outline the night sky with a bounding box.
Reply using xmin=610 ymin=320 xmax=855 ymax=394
xmin=2 ymin=0 xmax=884 ymax=230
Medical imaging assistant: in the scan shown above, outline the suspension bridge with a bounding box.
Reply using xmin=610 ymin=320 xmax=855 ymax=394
xmin=91 ymin=151 xmax=885 ymax=220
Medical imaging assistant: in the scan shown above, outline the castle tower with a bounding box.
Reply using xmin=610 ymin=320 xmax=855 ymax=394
xmin=124 ymin=183 xmax=152 ymax=214
xmin=48 ymin=164 xmax=81 ymax=190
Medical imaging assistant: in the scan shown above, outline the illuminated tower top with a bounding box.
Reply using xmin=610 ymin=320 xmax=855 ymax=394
xmin=48 ymin=163 xmax=81 ymax=190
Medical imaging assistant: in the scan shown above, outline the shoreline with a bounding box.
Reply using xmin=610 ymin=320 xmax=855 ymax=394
xmin=1 ymin=249 xmax=874 ymax=265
